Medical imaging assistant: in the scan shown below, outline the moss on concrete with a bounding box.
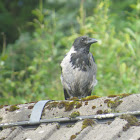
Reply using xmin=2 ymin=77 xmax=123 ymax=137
xmin=69 ymin=111 xmax=80 ymax=118
xmin=0 ymin=117 xmax=3 ymax=122
xmin=7 ymin=105 xmax=19 ymax=112
xmin=70 ymin=135 xmax=76 ymax=140
xmin=85 ymin=101 xmax=88 ymax=105
xmin=92 ymin=106 xmax=96 ymax=109
xmin=120 ymin=114 xmax=140 ymax=131
xmin=0 ymin=105 xmax=4 ymax=109
xmin=47 ymin=102 xmax=59 ymax=110
xmin=82 ymin=95 xmax=100 ymax=101
xmin=107 ymin=98 xmax=123 ymax=109
xmin=96 ymin=110 xmax=103 ymax=114
xmin=28 ymin=105 xmax=34 ymax=109
xmin=82 ymin=119 xmax=95 ymax=130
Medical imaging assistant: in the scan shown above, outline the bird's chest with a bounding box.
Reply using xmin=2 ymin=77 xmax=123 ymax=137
xmin=70 ymin=52 xmax=91 ymax=71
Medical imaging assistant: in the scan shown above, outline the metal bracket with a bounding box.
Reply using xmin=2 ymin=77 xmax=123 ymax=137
xmin=29 ymin=100 xmax=51 ymax=124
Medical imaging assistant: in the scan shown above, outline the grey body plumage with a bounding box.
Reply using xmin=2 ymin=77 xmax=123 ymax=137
xmin=60 ymin=36 xmax=98 ymax=99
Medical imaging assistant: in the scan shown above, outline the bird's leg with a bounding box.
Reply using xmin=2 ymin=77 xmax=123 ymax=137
xmin=64 ymin=89 xmax=70 ymax=100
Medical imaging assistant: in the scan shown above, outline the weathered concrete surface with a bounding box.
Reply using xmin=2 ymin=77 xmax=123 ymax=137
xmin=0 ymin=94 xmax=140 ymax=140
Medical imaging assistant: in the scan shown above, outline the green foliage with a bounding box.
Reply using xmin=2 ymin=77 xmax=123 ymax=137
xmin=0 ymin=0 xmax=140 ymax=104
xmin=0 ymin=0 xmax=38 ymax=51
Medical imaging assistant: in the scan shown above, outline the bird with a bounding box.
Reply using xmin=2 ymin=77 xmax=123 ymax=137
xmin=60 ymin=36 xmax=98 ymax=100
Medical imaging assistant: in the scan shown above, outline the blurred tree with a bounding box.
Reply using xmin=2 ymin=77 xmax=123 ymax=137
xmin=0 ymin=0 xmax=38 ymax=52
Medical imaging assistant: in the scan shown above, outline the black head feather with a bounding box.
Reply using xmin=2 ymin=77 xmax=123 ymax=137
xmin=73 ymin=36 xmax=97 ymax=53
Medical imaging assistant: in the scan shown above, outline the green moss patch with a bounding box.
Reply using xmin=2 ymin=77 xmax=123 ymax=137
xmin=107 ymin=98 xmax=123 ymax=109
xmin=82 ymin=119 xmax=95 ymax=130
xmin=58 ymin=101 xmax=66 ymax=109
xmin=120 ymin=114 xmax=140 ymax=126
xmin=65 ymin=101 xmax=75 ymax=111
xmin=0 ymin=105 xmax=4 ymax=109
xmin=92 ymin=106 xmax=96 ymax=109
xmin=0 ymin=117 xmax=3 ymax=121
xmin=96 ymin=110 xmax=103 ymax=114
xmin=46 ymin=100 xmax=83 ymax=111
xmin=65 ymin=101 xmax=83 ymax=111
xmin=47 ymin=102 xmax=59 ymax=110
xmin=28 ymin=105 xmax=34 ymax=109
xmin=70 ymin=135 xmax=76 ymax=140
xmin=56 ymin=124 xmax=60 ymax=129
xmin=120 ymin=114 xmax=140 ymax=131
xmin=108 ymin=93 xmax=131 ymax=98
xmin=104 ymin=99 xmax=111 ymax=103
xmin=66 ymin=124 xmax=73 ymax=128
xmin=75 ymin=102 xmax=82 ymax=109
xmin=6 ymin=105 xmax=20 ymax=112
xmin=119 ymin=93 xmax=132 ymax=98
xmin=103 ymin=109 xmax=112 ymax=114
xmin=69 ymin=111 xmax=80 ymax=118
xmin=108 ymin=95 xmax=118 ymax=98
xmin=82 ymin=95 xmax=100 ymax=101
xmin=85 ymin=101 xmax=88 ymax=105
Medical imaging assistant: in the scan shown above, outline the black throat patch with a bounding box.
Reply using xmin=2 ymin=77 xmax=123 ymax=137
xmin=70 ymin=52 xmax=91 ymax=71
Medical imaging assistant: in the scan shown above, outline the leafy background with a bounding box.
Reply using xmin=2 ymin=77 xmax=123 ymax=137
xmin=0 ymin=0 xmax=140 ymax=105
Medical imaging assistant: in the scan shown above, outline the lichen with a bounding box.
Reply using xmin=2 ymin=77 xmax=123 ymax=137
xmin=82 ymin=95 xmax=100 ymax=101
xmin=82 ymin=119 xmax=95 ymax=130
xmin=69 ymin=111 xmax=80 ymax=118
xmin=70 ymin=135 xmax=76 ymax=140
xmin=8 ymin=105 xmax=19 ymax=112
xmin=92 ymin=106 xmax=96 ymax=109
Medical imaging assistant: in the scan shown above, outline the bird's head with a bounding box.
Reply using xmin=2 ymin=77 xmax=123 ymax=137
xmin=73 ymin=36 xmax=97 ymax=53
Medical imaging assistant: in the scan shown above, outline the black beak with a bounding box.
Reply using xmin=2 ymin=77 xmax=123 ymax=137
xmin=87 ymin=38 xmax=98 ymax=44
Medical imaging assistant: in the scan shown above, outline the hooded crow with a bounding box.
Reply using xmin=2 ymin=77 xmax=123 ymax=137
xmin=60 ymin=36 xmax=98 ymax=100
